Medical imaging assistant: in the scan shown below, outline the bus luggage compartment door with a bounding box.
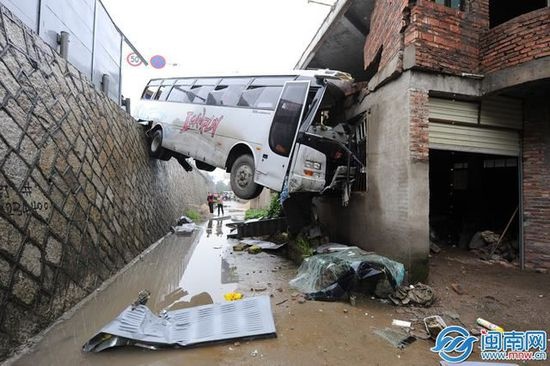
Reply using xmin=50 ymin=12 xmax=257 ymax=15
xmin=255 ymin=81 xmax=310 ymax=192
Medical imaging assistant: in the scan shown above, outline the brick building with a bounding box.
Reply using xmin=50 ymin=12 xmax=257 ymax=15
xmin=298 ymin=0 xmax=550 ymax=280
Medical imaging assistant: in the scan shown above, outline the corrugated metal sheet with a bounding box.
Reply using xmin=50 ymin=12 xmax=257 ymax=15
xmin=428 ymin=98 xmax=479 ymax=125
xmin=0 ymin=0 xmax=39 ymax=31
xmin=480 ymin=96 xmax=523 ymax=129
xmin=429 ymin=122 xmax=519 ymax=156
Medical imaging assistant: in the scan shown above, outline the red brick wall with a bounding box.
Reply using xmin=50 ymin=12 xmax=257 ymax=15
xmin=480 ymin=7 xmax=550 ymax=74
xmin=363 ymin=0 xmax=408 ymax=73
xmin=409 ymin=89 xmax=429 ymax=161
xmin=404 ymin=0 xmax=488 ymax=75
xmin=523 ymin=98 xmax=550 ymax=270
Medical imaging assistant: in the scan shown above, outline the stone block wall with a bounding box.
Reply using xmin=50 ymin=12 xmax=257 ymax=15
xmin=0 ymin=6 xmax=209 ymax=358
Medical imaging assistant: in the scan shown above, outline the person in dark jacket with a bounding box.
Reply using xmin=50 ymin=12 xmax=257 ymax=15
xmin=207 ymin=192 xmax=214 ymax=214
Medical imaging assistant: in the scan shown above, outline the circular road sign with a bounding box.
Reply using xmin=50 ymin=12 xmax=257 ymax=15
xmin=150 ymin=55 xmax=166 ymax=69
xmin=126 ymin=53 xmax=142 ymax=67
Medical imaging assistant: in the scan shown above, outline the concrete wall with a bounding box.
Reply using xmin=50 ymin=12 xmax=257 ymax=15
xmin=0 ymin=7 xmax=208 ymax=358
xmin=523 ymin=96 xmax=550 ymax=270
xmin=316 ymin=75 xmax=430 ymax=282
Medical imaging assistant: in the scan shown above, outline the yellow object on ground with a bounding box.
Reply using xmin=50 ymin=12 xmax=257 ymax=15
xmin=224 ymin=292 xmax=244 ymax=301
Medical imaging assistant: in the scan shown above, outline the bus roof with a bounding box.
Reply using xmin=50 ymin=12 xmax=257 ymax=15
xmin=147 ymin=69 xmax=353 ymax=85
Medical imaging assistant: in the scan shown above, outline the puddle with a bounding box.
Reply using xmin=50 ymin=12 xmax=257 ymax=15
xmin=11 ymin=203 xmax=247 ymax=366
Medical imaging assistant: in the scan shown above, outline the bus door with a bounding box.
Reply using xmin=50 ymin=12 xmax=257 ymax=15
xmin=255 ymin=81 xmax=310 ymax=191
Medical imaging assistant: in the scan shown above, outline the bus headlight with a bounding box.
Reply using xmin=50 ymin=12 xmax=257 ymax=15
xmin=304 ymin=160 xmax=322 ymax=170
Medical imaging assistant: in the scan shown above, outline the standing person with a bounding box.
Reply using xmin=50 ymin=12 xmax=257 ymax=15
xmin=207 ymin=192 xmax=214 ymax=214
xmin=216 ymin=193 xmax=225 ymax=216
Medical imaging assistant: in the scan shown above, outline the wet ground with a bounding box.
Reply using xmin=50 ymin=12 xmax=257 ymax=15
xmin=8 ymin=201 xmax=550 ymax=365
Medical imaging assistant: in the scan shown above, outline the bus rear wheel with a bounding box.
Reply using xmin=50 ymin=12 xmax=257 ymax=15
xmin=230 ymin=155 xmax=263 ymax=200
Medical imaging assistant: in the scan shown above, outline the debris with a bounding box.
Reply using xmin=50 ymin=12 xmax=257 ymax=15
xmin=226 ymin=217 xmax=287 ymax=239
xmin=373 ymin=328 xmax=416 ymax=349
xmin=234 ymin=342 xmax=241 ymax=347
xmin=343 ymin=309 xmax=348 ymax=314
xmin=289 ymin=247 xmax=405 ymax=301
xmin=275 ymin=299 xmax=288 ymax=306
xmin=477 ymin=318 xmax=504 ymax=332
xmin=224 ymin=292 xmax=243 ymax=301
xmin=250 ymin=350 xmax=258 ymax=357
xmin=469 ymin=232 xmax=487 ymax=249
xmin=535 ymin=268 xmax=548 ymax=274
xmin=389 ymin=283 xmax=435 ymax=307
xmin=176 ymin=215 xmax=194 ymax=225
xmin=240 ymin=239 xmax=286 ymax=251
xmin=314 ymin=243 xmax=349 ymax=255
xmin=424 ymin=315 xmax=447 ymax=339
xmin=233 ymin=243 xmax=248 ymax=252
xmin=430 ymin=242 xmax=441 ymax=254
xmin=247 ymin=245 xmax=262 ymax=254
xmin=451 ymin=283 xmax=465 ymax=295
xmin=276 ymin=287 xmax=283 ymax=292
xmin=173 ymin=223 xmax=196 ymax=235
xmin=349 ymin=294 xmax=357 ymax=306
xmin=83 ymin=295 xmax=276 ymax=352
xmin=391 ymin=319 xmax=412 ymax=328
xmin=297 ymin=297 xmax=306 ymax=304
xmin=131 ymin=289 xmax=151 ymax=309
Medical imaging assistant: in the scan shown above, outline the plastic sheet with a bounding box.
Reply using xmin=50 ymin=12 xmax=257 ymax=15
xmin=289 ymin=246 xmax=405 ymax=300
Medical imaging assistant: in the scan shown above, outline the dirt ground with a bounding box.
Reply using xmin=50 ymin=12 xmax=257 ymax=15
xmin=8 ymin=201 xmax=550 ymax=366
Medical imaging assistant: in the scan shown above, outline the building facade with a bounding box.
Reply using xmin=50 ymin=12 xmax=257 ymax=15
xmin=299 ymin=0 xmax=550 ymax=280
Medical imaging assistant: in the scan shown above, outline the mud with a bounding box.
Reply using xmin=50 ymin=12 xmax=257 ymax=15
xmin=9 ymin=202 xmax=550 ymax=366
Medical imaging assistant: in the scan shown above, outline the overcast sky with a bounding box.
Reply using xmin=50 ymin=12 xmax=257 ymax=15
xmin=102 ymin=0 xmax=332 ymax=182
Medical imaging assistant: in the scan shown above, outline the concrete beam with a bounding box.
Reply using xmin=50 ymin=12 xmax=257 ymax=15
xmin=482 ymin=57 xmax=550 ymax=95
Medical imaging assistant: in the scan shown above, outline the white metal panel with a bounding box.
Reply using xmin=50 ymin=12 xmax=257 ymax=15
xmin=429 ymin=122 xmax=519 ymax=156
xmin=0 ymin=0 xmax=39 ymax=31
xmin=92 ymin=3 xmax=121 ymax=101
xmin=480 ymin=96 xmax=523 ymax=129
xmin=39 ymin=0 xmax=94 ymax=77
xmin=428 ymin=98 xmax=479 ymax=125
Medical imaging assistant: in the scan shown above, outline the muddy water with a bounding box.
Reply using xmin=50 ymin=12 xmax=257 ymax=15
xmin=11 ymin=205 xmax=247 ymax=366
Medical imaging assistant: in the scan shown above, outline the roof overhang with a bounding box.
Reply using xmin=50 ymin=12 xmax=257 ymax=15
xmin=296 ymin=0 xmax=375 ymax=81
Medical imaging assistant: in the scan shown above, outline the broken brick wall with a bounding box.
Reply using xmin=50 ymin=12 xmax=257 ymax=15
xmin=523 ymin=97 xmax=550 ymax=270
xmin=0 ymin=6 xmax=209 ymax=359
xmin=404 ymin=0 xmax=488 ymax=75
xmin=363 ymin=0 xmax=408 ymax=75
xmin=480 ymin=7 xmax=550 ymax=74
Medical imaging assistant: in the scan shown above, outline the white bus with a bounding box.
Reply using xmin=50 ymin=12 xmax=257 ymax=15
xmin=135 ymin=69 xmax=364 ymax=201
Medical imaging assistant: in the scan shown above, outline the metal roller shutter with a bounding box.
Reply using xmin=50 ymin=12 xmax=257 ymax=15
xmin=428 ymin=98 xmax=521 ymax=157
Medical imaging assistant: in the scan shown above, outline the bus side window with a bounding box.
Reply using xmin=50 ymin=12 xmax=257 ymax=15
xmin=154 ymin=85 xmax=172 ymax=101
xmin=238 ymin=86 xmax=282 ymax=110
xmin=167 ymin=85 xmax=193 ymax=103
xmin=190 ymin=85 xmax=215 ymax=105
xmin=254 ymin=86 xmax=282 ymax=110
xmin=142 ymin=86 xmax=158 ymax=100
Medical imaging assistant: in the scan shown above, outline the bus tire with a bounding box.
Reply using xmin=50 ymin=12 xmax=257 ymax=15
xmin=149 ymin=129 xmax=167 ymax=159
xmin=230 ymin=155 xmax=263 ymax=200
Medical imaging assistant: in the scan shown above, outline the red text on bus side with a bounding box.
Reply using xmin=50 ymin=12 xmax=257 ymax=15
xmin=180 ymin=108 xmax=223 ymax=137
